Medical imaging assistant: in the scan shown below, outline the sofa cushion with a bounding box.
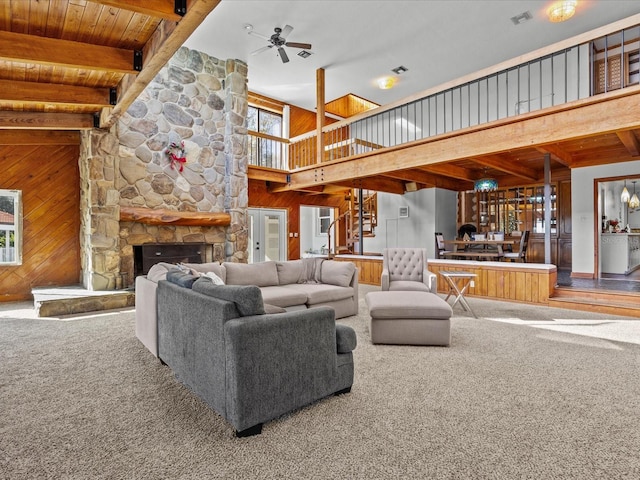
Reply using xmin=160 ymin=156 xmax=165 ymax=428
xmin=166 ymin=270 xmax=200 ymax=289
xmin=146 ymin=262 xmax=178 ymax=283
xmin=335 ymin=324 xmax=357 ymax=353
xmin=276 ymin=260 xmax=304 ymax=285
xmin=259 ymin=285 xmax=308 ymax=308
xmin=181 ymin=262 xmax=226 ymax=283
xmin=192 ymin=278 xmax=265 ymax=317
xmin=224 ymin=261 xmax=279 ymax=287
xmin=285 ymin=283 xmax=354 ymax=305
xmin=321 ymin=260 xmax=355 ymax=287
xmin=264 ymin=303 xmax=287 ymax=314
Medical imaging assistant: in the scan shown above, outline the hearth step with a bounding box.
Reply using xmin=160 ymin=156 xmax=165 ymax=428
xmin=32 ymin=285 xmax=135 ymax=317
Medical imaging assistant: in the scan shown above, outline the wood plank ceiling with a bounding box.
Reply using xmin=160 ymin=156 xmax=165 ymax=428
xmin=0 ymin=0 xmax=220 ymax=132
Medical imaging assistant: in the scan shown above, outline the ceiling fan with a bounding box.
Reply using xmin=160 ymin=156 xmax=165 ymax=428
xmin=249 ymin=25 xmax=311 ymax=63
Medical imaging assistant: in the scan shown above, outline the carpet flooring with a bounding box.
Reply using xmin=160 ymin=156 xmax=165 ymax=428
xmin=1 ymin=286 xmax=640 ymax=479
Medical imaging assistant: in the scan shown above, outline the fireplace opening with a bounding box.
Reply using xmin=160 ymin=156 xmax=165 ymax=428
xmin=133 ymin=243 xmax=206 ymax=277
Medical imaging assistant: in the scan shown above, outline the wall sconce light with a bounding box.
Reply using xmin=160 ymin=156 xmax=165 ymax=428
xmin=547 ymin=1 xmax=577 ymax=23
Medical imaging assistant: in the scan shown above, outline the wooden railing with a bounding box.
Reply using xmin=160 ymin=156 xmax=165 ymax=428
xmin=247 ymin=130 xmax=289 ymax=170
xmin=286 ymin=15 xmax=640 ymax=169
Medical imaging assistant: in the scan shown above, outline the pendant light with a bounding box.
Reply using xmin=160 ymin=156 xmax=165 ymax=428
xmin=629 ymin=181 xmax=640 ymax=209
xmin=621 ymin=180 xmax=630 ymax=203
xmin=474 ymin=168 xmax=498 ymax=192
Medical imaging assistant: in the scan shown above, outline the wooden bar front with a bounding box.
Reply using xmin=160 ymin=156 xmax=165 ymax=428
xmin=335 ymin=255 xmax=557 ymax=305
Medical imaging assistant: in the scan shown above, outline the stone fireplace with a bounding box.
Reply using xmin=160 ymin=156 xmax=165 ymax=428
xmin=78 ymin=47 xmax=249 ymax=291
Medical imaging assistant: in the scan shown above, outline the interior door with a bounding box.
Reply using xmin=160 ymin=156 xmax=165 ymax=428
xmin=248 ymin=208 xmax=287 ymax=263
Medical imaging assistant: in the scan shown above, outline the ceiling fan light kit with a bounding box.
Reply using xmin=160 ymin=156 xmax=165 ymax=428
xmin=249 ymin=24 xmax=312 ymax=63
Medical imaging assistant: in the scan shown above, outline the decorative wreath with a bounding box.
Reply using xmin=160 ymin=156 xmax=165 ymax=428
xmin=165 ymin=141 xmax=187 ymax=172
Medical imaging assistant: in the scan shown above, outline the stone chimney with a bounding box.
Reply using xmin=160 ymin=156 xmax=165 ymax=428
xmin=79 ymin=47 xmax=248 ymax=290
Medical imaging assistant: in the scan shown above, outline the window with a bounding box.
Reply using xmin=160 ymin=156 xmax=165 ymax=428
xmin=247 ymin=106 xmax=282 ymax=136
xmin=247 ymin=106 xmax=285 ymax=168
xmin=0 ymin=189 xmax=22 ymax=265
xmin=317 ymin=208 xmax=332 ymax=235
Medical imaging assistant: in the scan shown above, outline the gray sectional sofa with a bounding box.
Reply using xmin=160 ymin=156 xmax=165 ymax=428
xmin=135 ymin=258 xmax=358 ymax=358
xmin=156 ymin=270 xmax=356 ymax=436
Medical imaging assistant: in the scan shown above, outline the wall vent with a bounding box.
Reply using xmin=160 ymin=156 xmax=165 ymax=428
xmin=399 ymin=206 xmax=409 ymax=218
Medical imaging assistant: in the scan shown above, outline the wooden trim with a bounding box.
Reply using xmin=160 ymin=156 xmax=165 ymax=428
xmin=249 ymin=130 xmax=290 ymax=143
xmin=0 ymin=112 xmax=94 ymax=130
xmin=570 ymin=271 xmax=596 ymax=279
xmin=0 ymin=79 xmax=110 ymax=108
xmin=248 ymin=166 xmax=290 ymax=183
xmin=248 ymin=91 xmax=285 ymax=114
xmin=120 ymin=207 xmax=231 ymax=226
xmin=90 ymin=0 xmax=185 ymax=21
xmin=0 ymin=130 xmax=80 ymax=145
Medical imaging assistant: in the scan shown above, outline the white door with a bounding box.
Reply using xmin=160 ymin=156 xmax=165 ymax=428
xmin=248 ymin=208 xmax=287 ymax=263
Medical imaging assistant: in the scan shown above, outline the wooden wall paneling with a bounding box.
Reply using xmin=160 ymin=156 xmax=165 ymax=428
xmin=0 ymin=144 xmax=80 ymax=301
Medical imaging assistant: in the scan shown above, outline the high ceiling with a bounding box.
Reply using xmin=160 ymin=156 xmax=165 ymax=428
xmin=185 ymin=0 xmax=640 ymax=113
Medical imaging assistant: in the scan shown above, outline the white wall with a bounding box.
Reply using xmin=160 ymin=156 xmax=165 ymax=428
xmin=572 ymin=161 xmax=640 ymax=274
xmin=300 ymin=206 xmax=333 ymax=255
xmin=358 ymin=188 xmax=457 ymax=258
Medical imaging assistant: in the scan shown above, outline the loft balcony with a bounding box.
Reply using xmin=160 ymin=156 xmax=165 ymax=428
xmin=248 ymin=15 xmax=640 ymax=194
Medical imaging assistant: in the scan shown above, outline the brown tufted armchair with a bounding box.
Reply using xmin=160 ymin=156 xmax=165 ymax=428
xmin=381 ymin=247 xmax=437 ymax=293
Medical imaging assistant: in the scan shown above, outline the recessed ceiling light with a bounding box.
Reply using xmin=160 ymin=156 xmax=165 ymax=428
xmin=377 ymin=76 xmax=397 ymax=90
xmin=243 ymin=23 xmax=253 ymax=32
xmin=392 ymin=65 xmax=408 ymax=75
xmin=510 ymin=11 xmax=532 ymax=25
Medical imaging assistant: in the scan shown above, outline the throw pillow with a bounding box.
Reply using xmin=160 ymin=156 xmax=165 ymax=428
xmin=321 ymin=260 xmax=356 ymax=287
xmin=204 ymin=271 xmax=225 ymax=285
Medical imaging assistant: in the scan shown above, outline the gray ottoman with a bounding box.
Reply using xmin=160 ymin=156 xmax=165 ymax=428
xmin=365 ymin=291 xmax=453 ymax=346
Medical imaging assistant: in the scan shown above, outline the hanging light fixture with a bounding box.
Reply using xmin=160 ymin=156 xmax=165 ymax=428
xmin=621 ymin=180 xmax=630 ymax=203
xmin=629 ymin=181 xmax=640 ymax=209
xmin=474 ymin=168 xmax=498 ymax=192
xmin=547 ymin=1 xmax=577 ymax=23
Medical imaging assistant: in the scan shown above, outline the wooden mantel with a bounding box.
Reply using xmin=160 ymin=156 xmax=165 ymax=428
xmin=120 ymin=207 xmax=231 ymax=226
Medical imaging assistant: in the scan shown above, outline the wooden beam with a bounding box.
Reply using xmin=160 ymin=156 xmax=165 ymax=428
xmin=101 ymin=0 xmax=221 ymax=128
xmin=472 ymin=154 xmax=538 ymax=181
xmin=120 ymin=207 xmax=231 ymax=226
xmin=616 ymin=130 xmax=640 ymax=157
xmin=90 ymin=0 xmax=184 ymax=21
xmin=0 ymin=79 xmax=110 ymax=108
xmin=0 ymin=130 xmax=80 ymax=145
xmin=316 ymin=68 xmax=325 ymax=164
xmin=536 ymin=144 xmax=573 ymax=167
xmin=385 ymin=169 xmax=473 ymax=191
xmin=420 ymin=163 xmax=476 ymax=182
xmin=281 ymin=91 xmax=640 ymax=191
xmin=248 ymin=165 xmax=289 ymax=183
xmin=0 ymin=112 xmax=94 ymax=130
xmin=0 ymin=30 xmax=137 ymax=74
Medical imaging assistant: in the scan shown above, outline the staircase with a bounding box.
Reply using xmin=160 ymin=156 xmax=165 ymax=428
xmin=342 ymin=189 xmax=377 ymax=254
xmin=549 ymin=287 xmax=640 ymax=318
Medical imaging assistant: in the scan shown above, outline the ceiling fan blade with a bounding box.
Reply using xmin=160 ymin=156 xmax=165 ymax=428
xmin=280 ymin=24 xmax=293 ymax=39
xmin=285 ymin=42 xmax=312 ymax=50
xmin=248 ymin=30 xmax=271 ymax=41
xmin=251 ymin=45 xmax=273 ymax=56
xmin=278 ymin=47 xmax=290 ymax=63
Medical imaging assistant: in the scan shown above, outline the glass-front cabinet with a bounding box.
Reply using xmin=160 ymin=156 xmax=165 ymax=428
xmin=458 ymin=182 xmax=571 ymax=266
